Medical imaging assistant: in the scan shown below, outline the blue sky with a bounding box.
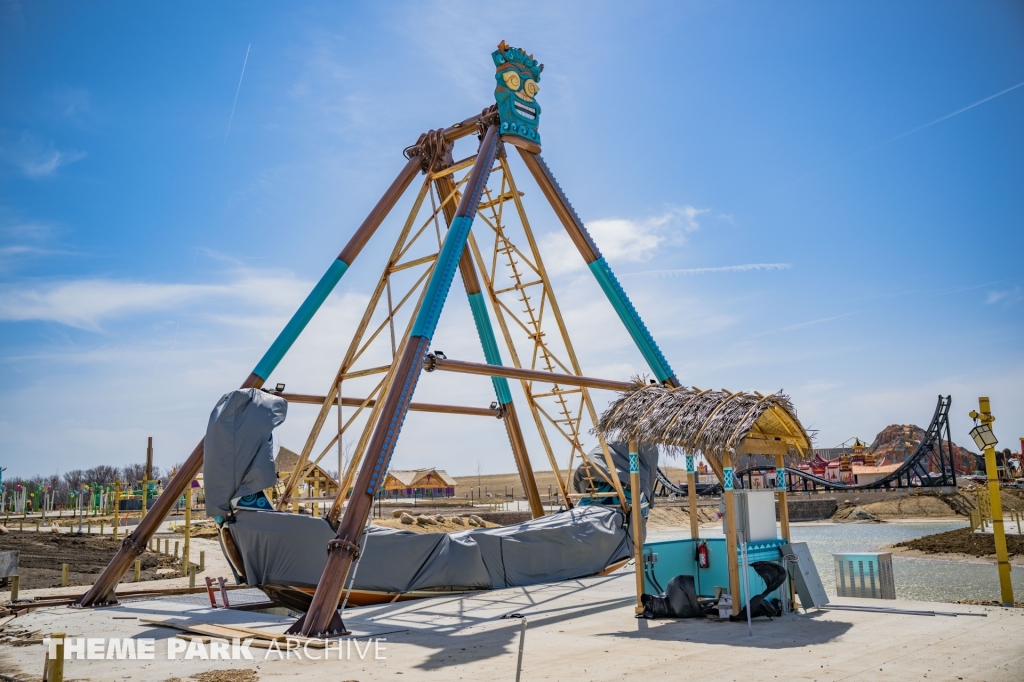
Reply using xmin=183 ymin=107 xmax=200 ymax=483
xmin=2 ymin=1 xmax=1022 ymax=479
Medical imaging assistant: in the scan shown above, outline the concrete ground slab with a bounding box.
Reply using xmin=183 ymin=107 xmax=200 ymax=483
xmin=1 ymin=570 xmax=1022 ymax=681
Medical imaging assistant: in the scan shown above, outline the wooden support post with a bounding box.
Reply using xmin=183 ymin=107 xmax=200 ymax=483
xmin=10 ymin=574 xmax=19 ymax=601
xmin=686 ymin=452 xmax=699 ymax=540
xmin=775 ymin=453 xmax=791 ymax=542
xmin=775 ymin=452 xmax=795 ymax=607
xmin=173 ymin=541 xmax=179 ymax=560
xmin=723 ymin=450 xmax=741 ymax=616
xmin=61 ymin=564 xmax=69 ymax=587
xmin=200 ymin=550 xmax=205 ymax=572
xmin=71 ymin=116 xmax=456 ymax=606
xmin=133 ymin=559 xmax=141 ymax=582
xmin=629 ymin=440 xmax=645 ymax=614
xmin=433 ymin=169 xmax=544 ymax=519
xmin=182 ymin=485 xmax=191 ymax=573
xmin=99 ymin=521 xmax=104 ymax=536
xmin=189 ymin=565 xmax=196 ymax=589
xmin=48 ymin=632 xmax=65 ymax=682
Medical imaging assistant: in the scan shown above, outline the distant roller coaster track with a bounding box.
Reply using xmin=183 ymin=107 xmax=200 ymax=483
xmin=654 ymin=395 xmax=956 ymax=495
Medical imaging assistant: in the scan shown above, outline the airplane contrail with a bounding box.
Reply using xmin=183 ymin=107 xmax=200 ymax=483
xmin=790 ymin=79 xmax=1024 ymax=185
xmin=225 ymin=44 xmax=251 ymax=141
xmin=626 ymin=263 xmax=792 ymax=278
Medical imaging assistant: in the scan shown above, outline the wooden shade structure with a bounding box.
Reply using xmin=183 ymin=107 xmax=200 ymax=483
xmin=596 ymin=382 xmax=811 ymax=616
xmin=595 ymin=383 xmax=811 ymax=480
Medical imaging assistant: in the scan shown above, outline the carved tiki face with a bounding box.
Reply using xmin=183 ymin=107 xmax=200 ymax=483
xmin=492 ymin=41 xmax=543 ymax=150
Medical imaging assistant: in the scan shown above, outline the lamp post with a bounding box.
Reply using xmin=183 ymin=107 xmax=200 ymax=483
xmin=969 ymin=397 xmax=1014 ymax=607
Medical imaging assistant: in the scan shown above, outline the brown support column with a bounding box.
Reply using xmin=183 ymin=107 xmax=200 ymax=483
xmin=723 ymin=450 xmax=741 ymax=616
xmin=74 ymin=144 xmax=429 ymax=608
xmin=293 ymin=125 xmax=501 ymax=638
xmin=433 ymin=171 xmax=543 ymax=518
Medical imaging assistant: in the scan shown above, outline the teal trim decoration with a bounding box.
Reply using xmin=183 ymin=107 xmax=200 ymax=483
xmin=588 ymin=258 xmax=677 ymax=385
xmin=724 ymin=467 xmax=734 ymax=491
xmin=253 ymin=258 xmax=349 ymax=380
xmin=776 ymin=467 xmax=786 ymax=491
xmin=411 ymin=216 xmax=473 ymax=339
xmin=492 ymin=42 xmax=542 ymax=148
xmin=686 ymin=453 xmax=695 ymax=474
xmin=629 ymin=451 xmax=639 ymax=474
xmin=467 ymin=292 xmax=513 ymax=404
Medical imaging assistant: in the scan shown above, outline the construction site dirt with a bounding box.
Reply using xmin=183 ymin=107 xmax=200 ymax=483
xmin=0 ymin=531 xmax=184 ymax=590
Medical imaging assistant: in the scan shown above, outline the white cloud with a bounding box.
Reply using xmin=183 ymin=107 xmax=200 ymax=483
xmin=986 ymin=286 xmax=1021 ymax=305
xmin=0 ymin=265 xmax=327 ymax=331
xmin=0 ymin=279 xmax=226 ymax=330
xmin=0 ymin=131 xmax=86 ymax=178
xmin=539 ymin=206 xmax=708 ymax=276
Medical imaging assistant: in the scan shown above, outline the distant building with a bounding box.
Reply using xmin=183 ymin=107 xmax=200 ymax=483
xmin=274 ymin=446 xmax=339 ymax=508
xmin=382 ymin=469 xmax=457 ymax=499
xmin=851 ymin=463 xmax=902 ymax=486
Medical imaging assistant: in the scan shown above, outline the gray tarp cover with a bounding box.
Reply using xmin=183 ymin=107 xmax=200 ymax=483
xmin=229 ymin=505 xmax=631 ymax=592
xmin=203 ymin=388 xmax=633 ymax=593
xmin=204 ymin=389 xmax=286 ymax=519
xmin=572 ymin=442 xmax=660 ymax=502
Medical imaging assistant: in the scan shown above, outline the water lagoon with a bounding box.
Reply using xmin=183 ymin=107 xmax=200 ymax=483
xmin=650 ymin=520 xmax=1024 ymax=603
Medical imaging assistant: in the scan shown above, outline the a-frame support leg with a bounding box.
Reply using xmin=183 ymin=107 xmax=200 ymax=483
xmin=72 ymin=152 xmax=426 ymax=609
xmin=294 ymin=124 xmax=501 ymax=638
xmin=517 ymin=149 xmax=680 ymax=388
xmin=433 ymin=170 xmax=544 ymax=518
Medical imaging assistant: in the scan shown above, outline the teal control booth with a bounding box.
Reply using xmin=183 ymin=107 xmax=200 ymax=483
xmin=641 ymin=538 xmax=789 ymax=605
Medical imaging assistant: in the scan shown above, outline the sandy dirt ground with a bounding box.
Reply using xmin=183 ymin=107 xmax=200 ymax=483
xmin=645 ymin=504 xmax=718 ymax=529
xmin=452 ymin=466 xmax=690 ymax=500
xmin=831 ymin=487 xmax=1024 ymax=521
xmin=1 ymin=535 xmax=231 ymax=603
xmin=886 ymin=526 xmax=1024 ymax=567
xmin=0 ymin=531 xmax=183 ymax=590
xmin=831 ymin=494 xmax=963 ymax=520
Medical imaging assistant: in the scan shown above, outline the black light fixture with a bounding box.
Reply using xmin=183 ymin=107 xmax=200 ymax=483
xmin=434 ymin=350 xmax=447 ymax=359
xmin=275 ymin=383 xmax=286 ymax=393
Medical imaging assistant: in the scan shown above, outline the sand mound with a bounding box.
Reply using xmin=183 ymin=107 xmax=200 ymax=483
xmin=832 ymin=495 xmax=960 ymax=520
xmin=895 ymin=527 xmax=1024 ymax=557
xmin=646 ymin=505 xmax=717 ymax=530
xmin=371 ymin=516 xmax=498 ymax=533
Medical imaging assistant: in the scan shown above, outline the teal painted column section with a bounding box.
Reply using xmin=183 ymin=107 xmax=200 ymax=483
xmin=467 ymin=292 xmax=514 ymax=404
xmin=588 ymin=257 xmax=677 ymax=385
xmin=411 ymin=215 xmax=475 ymax=339
xmin=252 ymin=258 xmax=349 ymax=380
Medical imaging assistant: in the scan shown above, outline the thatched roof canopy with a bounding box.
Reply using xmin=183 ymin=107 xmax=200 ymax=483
xmin=595 ymin=383 xmax=811 ymax=479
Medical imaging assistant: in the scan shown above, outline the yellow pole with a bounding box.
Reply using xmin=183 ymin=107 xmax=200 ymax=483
xmin=629 ymin=440 xmax=645 ymax=614
xmin=183 ymin=484 xmax=192 ymax=575
xmin=723 ymin=450 xmax=741 ymax=615
xmin=686 ymin=452 xmax=699 ymax=540
xmin=140 ymin=478 xmax=148 ymax=529
xmin=49 ymin=632 xmax=65 ymax=682
xmin=113 ymin=480 xmax=121 ymax=541
xmin=971 ymin=397 xmax=1014 ymax=607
